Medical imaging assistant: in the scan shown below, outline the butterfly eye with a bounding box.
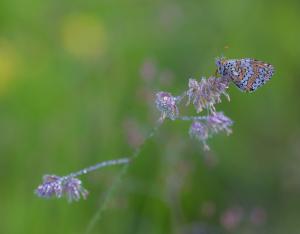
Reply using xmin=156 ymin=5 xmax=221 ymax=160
xmin=215 ymin=59 xmax=221 ymax=67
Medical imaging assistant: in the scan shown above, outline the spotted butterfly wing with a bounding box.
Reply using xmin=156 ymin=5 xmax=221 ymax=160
xmin=216 ymin=58 xmax=275 ymax=92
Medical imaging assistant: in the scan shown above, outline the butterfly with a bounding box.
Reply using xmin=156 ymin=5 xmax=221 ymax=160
xmin=215 ymin=57 xmax=275 ymax=92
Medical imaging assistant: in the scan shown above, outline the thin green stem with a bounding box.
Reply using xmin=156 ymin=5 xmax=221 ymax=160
xmin=177 ymin=116 xmax=208 ymax=121
xmin=66 ymin=158 xmax=130 ymax=178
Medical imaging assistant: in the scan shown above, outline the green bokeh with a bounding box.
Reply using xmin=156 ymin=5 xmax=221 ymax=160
xmin=1 ymin=0 xmax=300 ymax=233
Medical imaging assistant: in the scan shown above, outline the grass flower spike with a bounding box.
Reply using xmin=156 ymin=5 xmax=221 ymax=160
xmin=155 ymin=92 xmax=179 ymax=121
xmin=35 ymin=175 xmax=88 ymax=202
xmin=186 ymin=77 xmax=230 ymax=113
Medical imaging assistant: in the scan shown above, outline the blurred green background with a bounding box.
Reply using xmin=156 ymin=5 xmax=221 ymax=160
xmin=1 ymin=0 xmax=300 ymax=233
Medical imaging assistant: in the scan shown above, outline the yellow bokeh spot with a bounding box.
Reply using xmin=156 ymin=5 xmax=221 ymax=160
xmin=0 ymin=39 xmax=19 ymax=94
xmin=61 ymin=14 xmax=107 ymax=60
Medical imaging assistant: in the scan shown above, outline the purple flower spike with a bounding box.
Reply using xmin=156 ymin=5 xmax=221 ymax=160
xmin=35 ymin=175 xmax=63 ymax=199
xmin=189 ymin=121 xmax=210 ymax=150
xmin=62 ymin=177 xmax=89 ymax=202
xmin=155 ymin=92 xmax=179 ymax=121
xmin=189 ymin=112 xmax=233 ymax=150
xmin=207 ymin=112 xmax=233 ymax=135
xmin=35 ymin=175 xmax=88 ymax=202
xmin=187 ymin=77 xmax=230 ymax=113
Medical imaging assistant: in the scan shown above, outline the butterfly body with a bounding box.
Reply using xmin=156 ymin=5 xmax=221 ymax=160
xmin=216 ymin=58 xmax=275 ymax=92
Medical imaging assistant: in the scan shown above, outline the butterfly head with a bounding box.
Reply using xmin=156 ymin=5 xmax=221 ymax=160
xmin=215 ymin=57 xmax=226 ymax=76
